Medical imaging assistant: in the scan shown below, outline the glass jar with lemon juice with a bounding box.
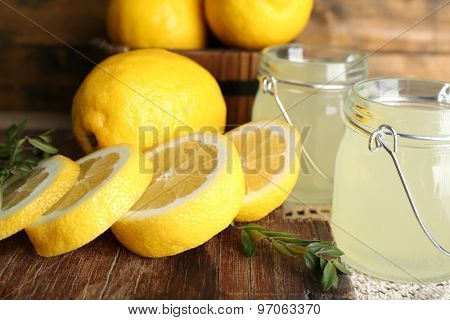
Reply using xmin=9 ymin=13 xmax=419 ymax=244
xmin=252 ymin=44 xmax=367 ymax=204
xmin=332 ymin=78 xmax=450 ymax=282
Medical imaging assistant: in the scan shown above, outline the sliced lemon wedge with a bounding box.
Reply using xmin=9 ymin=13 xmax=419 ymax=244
xmin=0 ymin=155 xmax=79 ymax=241
xmin=112 ymin=132 xmax=245 ymax=258
xmin=226 ymin=120 xmax=301 ymax=222
xmin=26 ymin=144 xmax=152 ymax=257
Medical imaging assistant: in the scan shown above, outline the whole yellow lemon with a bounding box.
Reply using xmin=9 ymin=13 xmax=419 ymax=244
xmin=204 ymin=0 xmax=314 ymax=50
xmin=72 ymin=49 xmax=226 ymax=154
xmin=107 ymin=0 xmax=206 ymax=49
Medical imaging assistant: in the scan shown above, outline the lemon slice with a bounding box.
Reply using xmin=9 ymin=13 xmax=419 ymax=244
xmin=112 ymin=132 xmax=245 ymax=258
xmin=0 ymin=155 xmax=79 ymax=241
xmin=226 ymin=120 xmax=301 ymax=222
xmin=26 ymin=144 xmax=153 ymax=257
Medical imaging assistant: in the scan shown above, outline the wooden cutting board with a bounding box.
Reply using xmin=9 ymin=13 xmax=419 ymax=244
xmin=0 ymin=115 xmax=355 ymax=300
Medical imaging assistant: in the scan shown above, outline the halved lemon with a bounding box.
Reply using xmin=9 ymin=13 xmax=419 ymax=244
xmin=0 ymin=155 xmax=80 ymax=241
xmin=226 ymin=120 xmax=301 ymax=222
xmin=26 ymin=144 xmax=153 ymax=257
xmin=112 ymin=132 xmax=245 ymax=258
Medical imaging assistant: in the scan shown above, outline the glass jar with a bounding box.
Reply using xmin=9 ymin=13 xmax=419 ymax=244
xmin=332 ymin=78 xmax=450 ymax=283
xmin=252 ymin=44 xmax=367 ymax=204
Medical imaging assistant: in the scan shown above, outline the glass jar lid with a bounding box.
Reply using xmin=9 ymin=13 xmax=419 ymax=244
xmin=260 ymin=43 xmax=367 ymax=89
xmin=346 ymin=78 xmax=450 ymax=143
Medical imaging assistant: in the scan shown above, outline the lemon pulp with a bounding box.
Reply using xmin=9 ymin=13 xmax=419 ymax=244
xmin=133 ymin=141 xmax=217 ymax=211
xmin=45 ymin=153 xmax=119 ymax=213
xmin=112 ymin=133 xmax=245 ymax=258
xmin=230 ymin=130 xmax=287 ymax=193
xmin=226 ymin=120 xmax=301 ymax=222
xmin=2 ymin=169 xmax=49 ymax=210
xmin=0 ymin=155 xmax=80 ymax=241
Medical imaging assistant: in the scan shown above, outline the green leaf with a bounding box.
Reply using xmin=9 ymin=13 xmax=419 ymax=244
xmin=28 ymin=137 xmax=58 ymax=154
xmin=316 ymin=245 xmax=344 ymax=257
xmin=269 ymin=236 xmax=302 ymax=243
xmin=319 ymin=257 xmax=327 ymax=270
xmin=306 ymin=241 xmax=332 ymax=254
xmin=39 ymin=129 xmax=55 ymax=140
xmin=39 ymin=135 xmax=53 ymax=144
xmin=10 ymin=139 xmax=25 ymax=164
xmin=333 ymin=260 xmax=350 ymax=274
xmin=331 ymin=270 xmax=339 ymax=289
xmin=286 ymin=244 xmax=309 ymax=255
xmin=235 ymin=224 xmax=347 ymax=292
xmin=321 ymin=261 xmax=338 ymax=291
xmin=248 ymin=230 xmax=266 ymax=244
xmin=39 ymin=129 xmax=55 ymax=144
xmin=0 ymin=145 xmax=9 ymax=158
xmin=7 ymin=120 xmax=27 ymax=143
xmin=272 ymin=240 xmax=295 ymax=257
xmin=241 ymin=230 xmax=256 ymax=258
xmin=40 ymin=129 xmax=55 ymax=136
xmin=13 ymin=153 xmax=26 ymax=163
xmin=23 ymin=157 xmax=39 ymax=166
xmin=261 ymin=230 xmax=299 ymax=238
xmin=16 ymin=120 xmax=28 ymax=137
xmin=307 ymin=241 xmax=332 ymax=247
xmin=7 ymin=124 xmax=17 ymax=143
xmin=272 ymin=239 xmax=321 ymax=248
xmin=304 ymin=252 xmax=321 ymax=278
xmin=242 ymin=223 xmax=266 ymax=231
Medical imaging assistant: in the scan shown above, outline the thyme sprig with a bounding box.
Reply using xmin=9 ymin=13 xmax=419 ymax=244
xmin=234 ymin=223 xmax=350 ymax=291
xmin=0 ymin=121 xmax=58 ymax=209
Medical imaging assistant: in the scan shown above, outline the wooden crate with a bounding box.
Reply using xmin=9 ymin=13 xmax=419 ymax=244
xmin=1 ymin=0 xmax=448 ymax=115
xmin=91 ymin=39 xmax=260 ymax=127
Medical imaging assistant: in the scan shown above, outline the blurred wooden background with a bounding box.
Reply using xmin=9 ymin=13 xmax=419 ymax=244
xmin=0 ymin=0 xmax=449 ymax=114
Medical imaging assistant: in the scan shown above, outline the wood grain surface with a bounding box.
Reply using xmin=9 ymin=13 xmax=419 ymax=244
xmin=0 ymin=218 xmax=354 ymax=300
xmin=299 ymin=0 xmax=450 ymax=53
xmin=0 ymin=115 xmax=354 ymax=300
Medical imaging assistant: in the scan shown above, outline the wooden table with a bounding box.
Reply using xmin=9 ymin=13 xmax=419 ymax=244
xmin=0 ymin=115 xmax=354 ymax=300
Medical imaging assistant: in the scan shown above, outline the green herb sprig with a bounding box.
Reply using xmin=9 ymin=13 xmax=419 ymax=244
xmin=234 ymin=223 xmax=350 ymax=291
xmin=0 ymin=121 xmax=58 ymax=209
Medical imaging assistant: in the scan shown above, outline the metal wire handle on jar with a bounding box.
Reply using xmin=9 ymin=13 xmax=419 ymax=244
xmin=369 ymin=124 xmax=450 ymax=257
xmin=259 ymin=74 xmax=333 ymax=184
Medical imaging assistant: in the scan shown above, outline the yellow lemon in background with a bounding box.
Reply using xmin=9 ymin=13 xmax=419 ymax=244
xmin=112 ymin=132 xmax=246 ymax=258
xmin=72 ymin=49 xmax=226 ymax=154
xmin=107 ymin=0 xmax=206 ymax=49
xmin=204 ymin=0 xmax=314 ymax=50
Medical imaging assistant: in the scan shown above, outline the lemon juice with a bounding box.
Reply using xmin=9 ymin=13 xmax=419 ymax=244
xmin=252 ymin=44 xmax=367 ymax=204
xmin=332 ymin=78 xmax=450 ymax=282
